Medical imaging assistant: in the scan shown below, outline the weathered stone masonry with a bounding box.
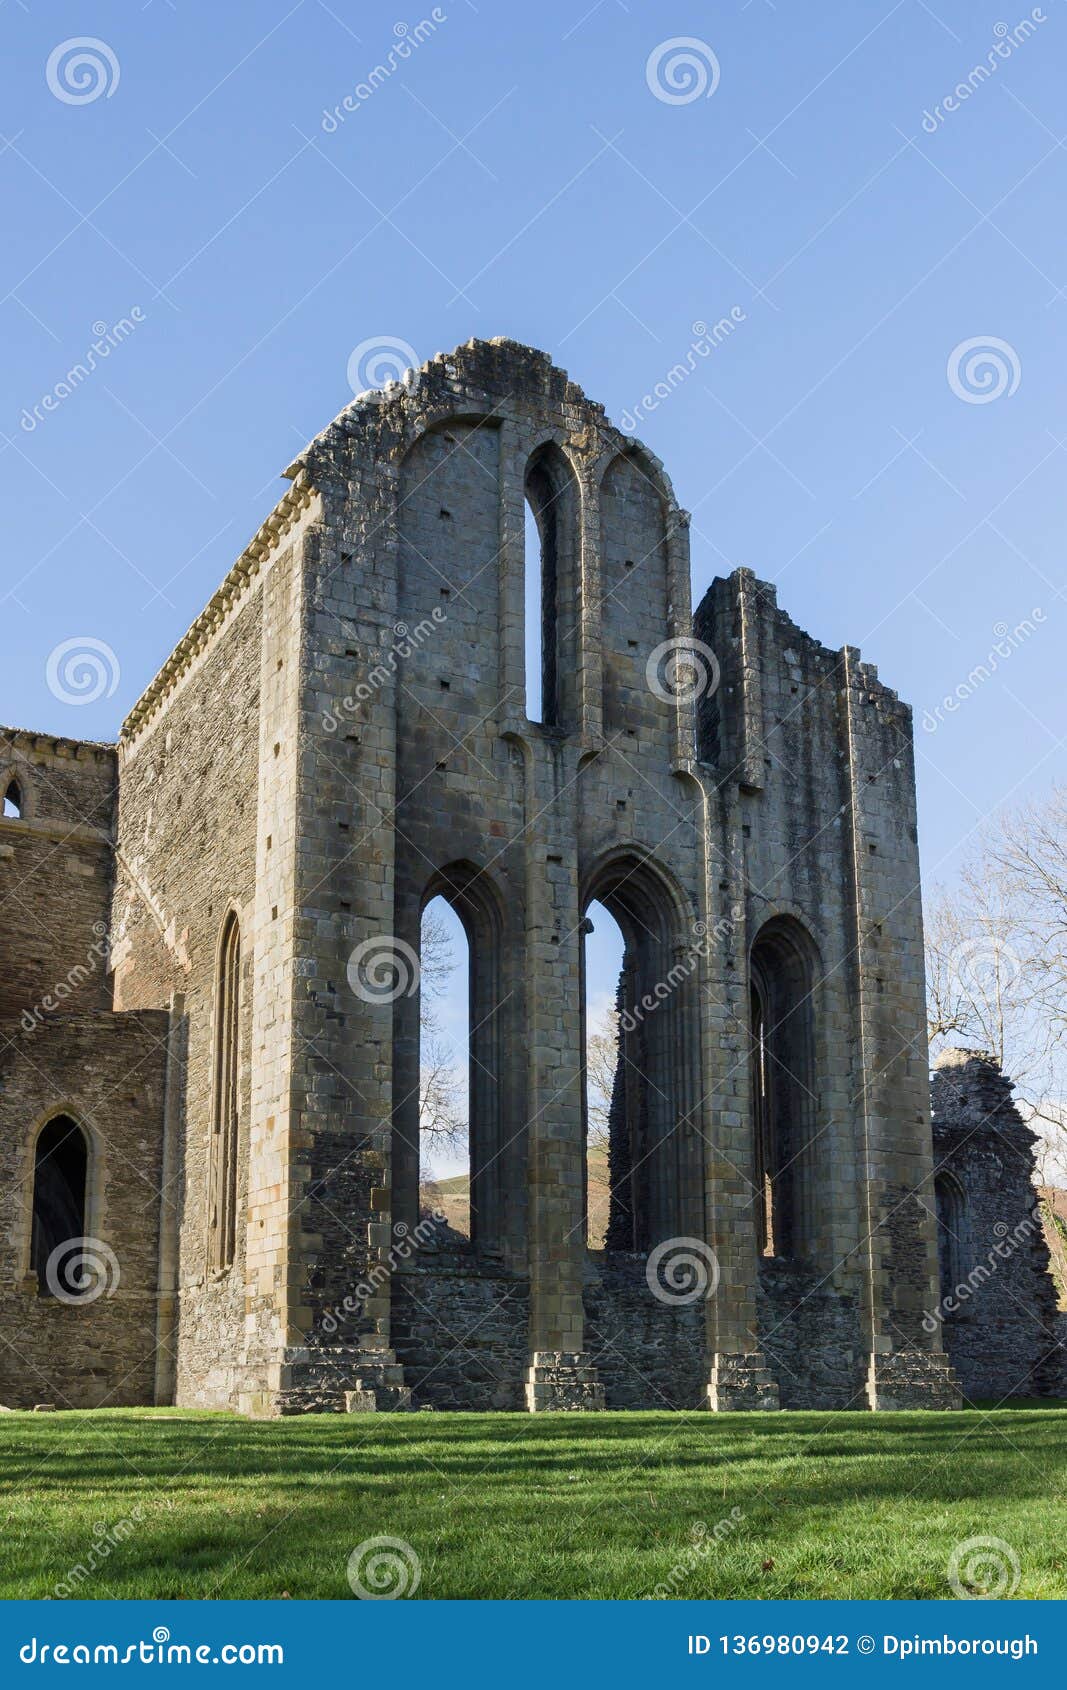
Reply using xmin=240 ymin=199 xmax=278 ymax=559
xmin=0 ymin=337 xmax=990 ymax=1412
xmin=931 ymin=1049 xmax=1065 ymax=1402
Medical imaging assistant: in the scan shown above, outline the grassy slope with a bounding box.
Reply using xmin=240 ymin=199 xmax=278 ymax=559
xmin=424 ymin=1143 xmax=612 ymax=1246
xmin=2 ymin=1407 xmax=1065 ymax=1600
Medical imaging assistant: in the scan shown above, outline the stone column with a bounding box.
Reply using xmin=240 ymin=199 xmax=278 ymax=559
xmin=522 ymin=737 xmax=603 ymax=1411
xmin=840 ymin=648 xmax=959 ymax=1409
xmin=701 ymin=780 xmax=779 ymax=1410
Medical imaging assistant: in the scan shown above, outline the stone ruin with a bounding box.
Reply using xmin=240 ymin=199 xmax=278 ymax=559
xmin=1 ymin=337 xmax=1052 ymax=1414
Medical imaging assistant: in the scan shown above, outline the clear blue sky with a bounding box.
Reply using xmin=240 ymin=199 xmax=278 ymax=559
xmin=4 ymin=0 xmax=1066 ymax=1109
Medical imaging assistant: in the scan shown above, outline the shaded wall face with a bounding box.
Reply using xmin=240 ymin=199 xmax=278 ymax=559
xmin=932 ymin=1061 xmax=1065 ymax=1401
xmin=112 ymin=583 xmax=266 ymax=1409
xmin=599 ymin=452 xmax=671 ymax=740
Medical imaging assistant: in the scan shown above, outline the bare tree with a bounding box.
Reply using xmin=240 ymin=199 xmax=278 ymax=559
xmin=925 ymin=783 xmax=1067 ymax=1142
xmin=584 ymin=1009 xmax=619 ymax=1147
xmin=418 ymin=906 xmax=467 ymax=1165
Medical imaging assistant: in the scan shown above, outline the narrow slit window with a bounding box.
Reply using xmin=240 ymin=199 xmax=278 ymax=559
xmin=524 ymin=495 xmax=545 ymax=723
xmin=208 ymin=912 xmax=241 ymax=1272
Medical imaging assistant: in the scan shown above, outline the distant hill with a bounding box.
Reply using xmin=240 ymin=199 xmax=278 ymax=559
xmin=421 ymin=1141 xmax=612 ymax=1247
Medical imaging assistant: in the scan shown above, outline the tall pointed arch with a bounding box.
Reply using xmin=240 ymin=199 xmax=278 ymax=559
xmin=208 ymin=909 xmax=242 ymax=1272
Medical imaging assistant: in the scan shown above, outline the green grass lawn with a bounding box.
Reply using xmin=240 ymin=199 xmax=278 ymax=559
xmin=1 ymin=1406 xmax=1064 ymax=1600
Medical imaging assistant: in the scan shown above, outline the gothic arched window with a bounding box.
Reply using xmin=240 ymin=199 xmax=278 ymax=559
xmin=208 ymin=911 xmax=241 ymax=1272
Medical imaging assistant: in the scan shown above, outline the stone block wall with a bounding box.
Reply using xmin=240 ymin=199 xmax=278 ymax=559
xmin=695 ymin=572 xmax=956 ymax=1408
xmin=0 ymin=730 xmax=116 ymax=1027
xmin=931 ymin=1049 xmax=1065 ymax=1401
xmin=0 ymin=1009 xmax=169 ymax=1408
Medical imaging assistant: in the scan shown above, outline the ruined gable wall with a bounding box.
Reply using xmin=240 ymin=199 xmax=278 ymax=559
xmin=0 ymin=731 xmax=116 ymax=1027
xmin=931 ymin=1050 xmax=1064 ymax=1400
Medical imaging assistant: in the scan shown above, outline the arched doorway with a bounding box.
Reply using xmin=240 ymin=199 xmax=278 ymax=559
xmin=581 ymin=853 xmax=704 ymax=1252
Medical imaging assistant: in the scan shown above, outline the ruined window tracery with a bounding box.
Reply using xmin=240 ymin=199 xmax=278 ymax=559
xmin=934 ymin=1172 xmax=965 ymax=1295
xmin=3 ymin=779 xmax=23 ymax=819
xmin=749 ymin=918 xmax=818 ymax=1262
